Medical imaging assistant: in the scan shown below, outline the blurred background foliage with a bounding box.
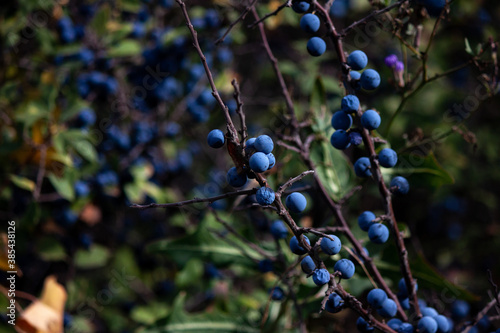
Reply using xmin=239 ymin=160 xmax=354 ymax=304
xmin=0 ymin=0 xmax=499 ymax=332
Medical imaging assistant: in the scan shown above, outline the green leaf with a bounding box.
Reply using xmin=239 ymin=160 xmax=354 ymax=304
xmin=37 ymin=237 xmax=67 ymax=261
xmin=393 ymin=151 xmax=454 ymax=189
xmin=70 ymin=140 xmax=98 ymax=163
xmin=144 ymin=293 xmax=259 ymax=333
xmin=108 ymin=40 xmax=142 ymax=57
xmin=309 ymin=139 xmax=353 ymax=201
xmin=74 ymin=244 xmax=110 ymax=269
xmin=464 ymin=38 xmax=474 ymax=55
xmin=147 ymin=216 xmax=261 ymax=268
xmin=9 ymin=174 xmax=35 ymax=192
xmin=90 ymin=4 xmax=110 ymax=36
xmin=131 ymin=302 xmax=170 ymax=325
xmin=48 ymin=173 xmax=75 ymax=201
xmin=310 ymin=76 xmax=326 ymax=110
xmin=175 ymin=258 xmax=204 ymax=289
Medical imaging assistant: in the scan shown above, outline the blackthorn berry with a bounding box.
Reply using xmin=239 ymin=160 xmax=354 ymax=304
xmin=331 ymin=130 xmax=351 ymax=150
xmin=300 ymin=13 xmax=321 ymax=33
xmin=326 ymin=293 xmax=344 ymax=313
xmin=341 ymin=94 xmax=360 ymax=113
xmin=270 ymin=220 xmax=288 ymax=239
xmin=367 ymin=288 xmax=387 ymax=308
xmin=267 ymin=153 xmax=276 ymax=169
xmin=361 ymin=110 xmax=381 ymax=130
xmin=368 ymin=223 xmax=389 ymax=244
xmin=390 ymin=176 xmax=410 ymax=195
xmin=360 ymin=69 xmax=381 ymax=90
xmin=227 ymin=167 xmax=247 ymax=188
xmin=334 ymin=259 xmax=355 ymax=279
xmin=354 ymin=157 xmax=372 ymax=178
xmin=256 ymin=187 xmax=275 ymax=206
xmin=285 ymin=192 xmax=307 ymax=213
xmin=289 ymin=235 xmax=310 ymax=255
xmin=347 ymin=50 xmax=368 ymax=70
xmin=356 ymin=317 xmax=375 ymax=332
xmin=378 ymin=298 xmax=398 ymax=318
xmin=254 ymin=135 xmax=274 ymax=154
xmin=312 ymin=268 xmax=330 ymax=286
xmin=418 ymin=316 xmax=438 ymax=333
xmin=249 ymin=152 xmax=270 ymax=173
xmin=292 ymin=1 xmax=310 ymax=13
xmin=434 ymin=315 xmax=450 ymax=333
xmin=358 ymin=211 xmax=376 ymax=231
xmin=378 ymin=148 xmax=398 ymax=168
xmin=331 ymin=111 xmax=353 ymax=130
xmin=307 ymin=37 xmax=326 ymax=57
xmin=300 ymin=255 xmax=316 ymax=274
xmin=207 ymin=129 xmax=225 ymax=148
xmin=320 ymin=235 xmax=341 ymax=255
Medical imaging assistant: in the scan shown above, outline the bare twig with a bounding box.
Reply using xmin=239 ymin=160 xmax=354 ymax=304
xmin=130 ymin=188 xmax=257 ymax=209
xmin=277 ymin=170 xmax=314 ymax=195
xmin=215 ymin=0 xmax=259 ymax=45
xmin=248 ymin=0 xmax=292 ymax=29
xmin=232 ymin=79 xmax=247 ymax=144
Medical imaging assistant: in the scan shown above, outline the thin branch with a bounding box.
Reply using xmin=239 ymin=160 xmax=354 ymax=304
xmin=247 ymin=0 xmax=292 ymax=29
xmin=130 ymin=188 xmax=257 ymax=210
xmin=232 ymin=79 xmax=247 ymax=144
xmin=33 ymin=144 xmax=47 ymax=201
xmin=277 ymin=170 xmax=314 ymax=195
xmin=341 ymin=0 xmax=408 ymax=36
xmin=215 ymin=0 xmax=259 ymax=45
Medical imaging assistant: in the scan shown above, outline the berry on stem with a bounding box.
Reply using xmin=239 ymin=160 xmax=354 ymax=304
xmin=307 ymin=37 xmax=326 ymax=57
xmin=341 ymin=94 xmax=360 ymax=113
xmin=300 ymin=13 xmax=321 ymax=33
xmin=354 ymin=157 xmax=372 ymax=178
xmin=227 ymin=167 xmax=247 ymax=188
xmin=378 ymin=148 xmax=398 ymax=168
xmin=361 ymin=110 xmax=381 ymax=130
xmin=256 ymin=187 xmax=275 ymax=206
xmin=285 ymin=192 xmax=307 ymax=213
xmin=312 ymin=268 xmax=330 ymax=286
xmin=333 ymin=259 xmax=355 ymax=279
xmin=358 ymin=211 xmax=376 ymax=231
xmin=270 ymin=220 xmax=288 ymax=239
xmin=207 ymin=129 xmax=225 ymax=148
xmin=331 ymin=130 xmax=351 ymax=150
xmin=331 ymin=111 xmax=353 ymax=130
xmin=367 ymin=288 xmax=388 ymax=308
xmin=368 ymin=223 xmax=389 ymax=244
xmin=289 ymin=235 xmax=310 ymax=255
xmin=300 ymin=255 xmax=316 ymax=274
xmin=390 ymin=176 xmax=410 ymax=195
xmin=347 ymin=50 xmax=368 ymax=70
xmin=320 ymin=234 xmax=341 ymax=255
xmin=254 ymin=135 xmax=274 ymax=154
xmin=360 ymin=69 xmax=381 ymax=90
xmin=249 ymin=152 xmax=270 ymax=173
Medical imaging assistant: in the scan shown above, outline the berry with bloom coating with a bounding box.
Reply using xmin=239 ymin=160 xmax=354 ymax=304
xmin=350 ymin=70 xmax=361 ymax=80
xmin=354 ymin=157 xmax=372 ymax=178
xmin=300 ymin=255 xmax=316 ymax=274
xmin=347 ymin=50 xmax=368 ymax=70
xmin=334 ymin=259 xmax=355 ymax=279
xmin=249 ymin=152 xmax=270 ymax=173
xmin=207 ymin=129 xmax=225 ymax=148
xmin=270 ymin=286 xmax=285 ymax=301
xmin=349 ymin=131 xmax=363 ymax=145
xmin=368 ymin=223 xmax=389 ymax=244
xmin=326 ymin=293 xmax=344 ymax=313
xmin=361 ymin=110 xmax=381 ymax=130
xmin=267 ymin=153 xmax=276 ymax=169
xmin=292 ymin=1 xmax=310 ymax=13
xmin=245 ymin=137 xmax=256 ymax=155
xmin=320 ymin=235 xmax=342 ymax=255
xmin=357 ymin=317 xmax=375 ymax=332
xmin=418 ymin=316 xmax=438 ymax=333
xmin=300 ymin=13 xmax=321 ymax=33
xmin=379 ymin=148 xmax=398 ymax=168
xmin=270 ymin=220 xmax=288 ymax=239
xmin=367 ymin=288 xmax=388 ymax=308
xmin=358 ymin=211 xmax=376 ymax=231
xmin=256 ymin=187 xmax=275 ymax=206
xmin=361 ymin=69 xmax=381 ymax=90
xmin=307 ymin=37 xmax=326 ymax=56
xmin=254 ymin=135 xmax=274 ymax=154
xmin=378 ymin=299 xmax=398 ymax=318
xmin=451 ymin=300 xmax=470 ymax=320
xmin=387 ymin=318 xmax=403 ymax=330
xmin=289 ymin=235 xmax=310 ymax=255
xmin=341 ymin=94 xmax=360 ymax=113
xmin=227 ymin=167 xmax=247 ymax=187
xmin=435 ymin=315 xmax=450 ymax=333
xmin=286 ymin=192 xmax=307 ymax=213
xmin=331 ymin=130 xmax=351 ymax=150
xmin=312 ymin=268 xmax=331 ymax=286
xmin=398 ymin=278 xmax=418 ymax=298
xmin=390 ymin=176 xmax=410 ymax=194
xmin=331 ymin=111 xmax=353 ymax=130
xmin=398 ymin=323 xmax=414 ymax=333
xmin=421 ymin=307 xmax=438 ymax=318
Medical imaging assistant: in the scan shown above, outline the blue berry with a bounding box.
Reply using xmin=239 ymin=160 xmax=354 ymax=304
xmin=356 ymin=317 xmax=375 ymax=332
xmin=267 ymin=153 xmax=276 ymax=169
xmin=451 ymin=300 xmax=470 ymax=320
xmin=347 ymin=50 xmax=368 ymax=70
xmin=418 ymin=316 xmax=438 ymax=333
xmin=292 ymin=1 xmax=310 ymax=13
xmin=285 ymin=192 xmax=307 ymax=213
xmin=367 ymin=288 xmax=388 ymax=308
xmin=350 ymin=70 xmax=361 ymax=80
xmin=227 ymin=167 xmax=247 ymax=187
xmin=300 ymin=13 xmax=321 ymax=33
xmin=349 ymin=131 xmax=363 ymax=146
xmin=207 ymin=129 xmax=225 ymax=148
xmin=307 ymin=37 xmax=326 ymax=57
xmin=270 ymin=220 xmax=288 ymax=239
xmin=361 ymin=110 xmax=381 ymax=130
xmin=270 ymin=286 xmax=285 ymax=301
xmin=360 ymin=69 xmax=381 ymax=90
xmin=368 ymin=223 xmax=389 ymax=244
xmin=390 ymin=176 xmax=410 ymax=195
xmin=417 ymin=0 xmax=446 ymax=17
xmin=76 ymin=108 xmax=96 ymax=128
xmin=326 ymin=293 xmax=344 ymax=313
xmin=74 ymin=180 xmax=90 ymax=197
xmin=399 ymin=297 xmax=410 ymax=310
xmin=245 ymin=137 xmax=256 ymax=155
xmin=258 ymin=259 xmax=274 ymax=273
xmin=398 ymin=323 xmax=414 ymax=333
xmin=334 ymin=259 xmax=355 ymax=279
xmin=300 ymin=255 xmax=316 ymax=274
xmin=330 ymin=130 xmax=351 ymax=150
xmin=379 ymin=148 xmax=398 ymax=168
xmin=256 ymin=187 xmax=275 ymax=206
xmin=320 ymin=235 xmax=341 ymax=255
xmin=312 ymin=268 xmax=331 ymax=286
xmin=421 ymin=307 xmax=438 ymax=318
xmin=289 ymin=235 xmax=310 ymax=255
xmin=341 ymin=94 xmax=360 ymax=113
xmin=434 ymin=315 xmax=450 ymax=333
xmin=331 ymin=111 xmax=353 ymax=130
xmin=354 ymin=157 xmax=372 ymax=178
xmin=254 ymin=135 xmax=274 ymax=154
xmin=387 ymin=318 xmax=403 ymax=330
xmin=249 ymin=152 xmax=270 ymax=173
xmin=378 ymin=298 xmax=398 ymax=318
xmin=358 ymin=211 xmax=376 ymax=231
